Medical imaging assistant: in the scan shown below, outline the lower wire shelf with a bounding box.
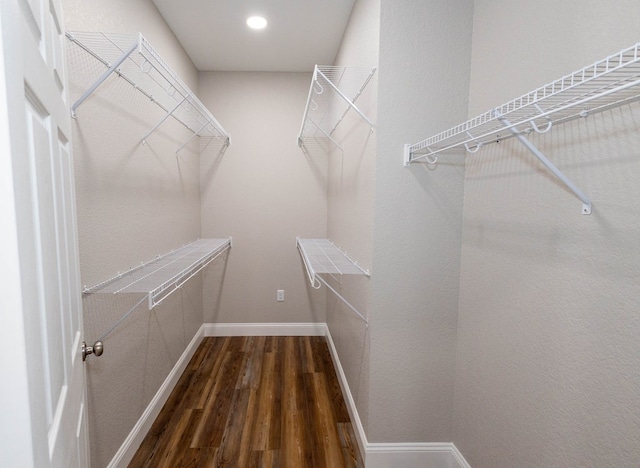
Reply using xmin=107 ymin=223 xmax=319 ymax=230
xmin=296 ymin=237 xmax=369 ymax=324
xmin=83 ymin=238 xmax=232 ymax=310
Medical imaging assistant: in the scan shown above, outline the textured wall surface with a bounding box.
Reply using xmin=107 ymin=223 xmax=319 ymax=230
xmin=61 ymin=0 xmax=640 ymax=464
xmin=370 ymin=0 xmax=473 ymax=442
xmin=454 ymin=1 xmax=640 ymax=466
xmin=198 ymin=71 xmax=327 ymax=325
xmin=326 ymin=0 xmax=380 ymax=435
xmin=63 ymin=1 xmax=203 ymax=466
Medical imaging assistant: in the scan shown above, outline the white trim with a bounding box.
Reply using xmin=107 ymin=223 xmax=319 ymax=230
xmin=451 ymin=443 xmax=472 ymax=468
xmin=365 ymin=442 xmax=470 ymax=467
xmin=323 ymin=325 xmax=369 ymax=458
xmin=106 ymin=322 xmax=472 ymax=468
xmin=106 ymin=325 xmax=205 ymax=468
xmin=323 ymin=326 xmax=471 ymax=468
xmin=203 ymin=322 xmax=326 ymax=337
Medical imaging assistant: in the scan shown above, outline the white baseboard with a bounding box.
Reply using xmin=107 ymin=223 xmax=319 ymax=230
xmin=203 ymin=322 xmax=326 ymax=337
xmin=323 ymin=325 xmax=368 ymax=458
xmin=451 ymin=444 xmax=472 ymax=468
xmin=365 ymin=442 xmax=470 ymax=467
xmin=108 ymin=322 xmax=471 ymax=468
xmin=107 ymin=325 xmax=205 ymax=468
xmin=324 ymin=327 xmax=471 ymax=468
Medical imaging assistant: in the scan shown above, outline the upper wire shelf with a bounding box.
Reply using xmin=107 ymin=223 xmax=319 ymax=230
xmin=405 ymin=42 xmax=640 ymax=164
xmin=298 ymin=65 xmax=376 ymax=153
xmin=66 ymin=31 xmax=230 ymax=153
xmin=404 ymin=42 xmax=640 ymax=215
xmin=83 ymin=238 xmax=231 ymax=310
xmin=297 ymin=238 xmax=369 ymax=324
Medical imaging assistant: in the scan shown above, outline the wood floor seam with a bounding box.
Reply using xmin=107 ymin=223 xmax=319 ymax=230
xmin=129 ymin=336 xmax=363 ymax=468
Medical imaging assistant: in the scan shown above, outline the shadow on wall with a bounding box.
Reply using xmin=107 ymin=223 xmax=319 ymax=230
xmin=324 ymin=274 xmax=370 ymax=408
xmin=199 ymin=138 xmax=231 ymax=184
xmin=462 ymin=103 xmax=640 ymax=283
xmin=299 ymin=139 xmax=331 ymax=192
xmin=410 ymin=153 xmax=466 ymax=232
xmin=202 ymin=250 xmax=231 ymax=323
xmin=298 ymin=255 xmax=332 ymax=325
xmin=83 ymin=278 xmax=203 ymax=466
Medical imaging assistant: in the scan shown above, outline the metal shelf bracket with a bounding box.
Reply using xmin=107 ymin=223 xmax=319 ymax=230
xmin=66 ymin=31 xmax=230 ymax=153
xmin=298 ymin=66 xmax=376 ymax=153
xmin=497 ymin=114 xmax=592 ymax=215
xmin=296 ymin=238 xmax=369 ymax=325
xmin=69 ymin=37 xmax=138 ymax=119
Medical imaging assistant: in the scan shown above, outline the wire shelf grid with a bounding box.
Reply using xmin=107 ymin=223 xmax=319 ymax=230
xmin=298 ymin=65 xmax=376 ymax=151
xmin=297 ymin=238 xmax=369 ymax=284
xmin=406 ymin=42 xmax=640 ymax=163
xmin=66 ymin=31 xmax=230 ymax=151
xmin=296 ymin=238 xmax=369 ymax=324
xmin=83 ymin=238 xmax=231 ymax=309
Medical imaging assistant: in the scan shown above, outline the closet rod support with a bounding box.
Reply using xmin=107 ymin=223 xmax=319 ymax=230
xmin=328 ymin=68 xmax=377 ymax=135
xmin=316 ymin=68 xmax=375 ymax=129
xmin=497 ymin=115 xmax=592 ymax=215
xmin=316 ymin=275 xmax=368 ymax=325
xmin=70 ymin=39 xmax=138 ymax=118
xmin=142 ymin=96 xmax=187 ymax=143
xmin=175 ymin=121 xmax=209 ymax=154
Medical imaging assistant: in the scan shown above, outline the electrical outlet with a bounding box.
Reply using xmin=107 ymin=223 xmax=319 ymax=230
xmin=277 ymin=290 xmax=285 ymax=302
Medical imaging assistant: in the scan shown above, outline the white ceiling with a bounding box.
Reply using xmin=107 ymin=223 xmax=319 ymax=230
xmin=151 ymin=0 xmax=356 ymax=72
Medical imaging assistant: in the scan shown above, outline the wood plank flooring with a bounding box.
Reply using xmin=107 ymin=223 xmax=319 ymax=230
xmin=129 ymin=336 xmax=364 ymax=467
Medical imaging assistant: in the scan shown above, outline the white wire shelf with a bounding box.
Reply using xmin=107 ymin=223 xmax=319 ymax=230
xmin=83 ymin=238 xmax=231 ymax=310
xmin=406 ymin=42 xmax=640 ymax=162
xmin=66 ymin=31 xmax=230 ymax=153
xmin=404 ymin=42 xmax=640 ymax=214
xmin=296 ymin=238 xmax=369 ymax=324
xmin=298 ymin=65 xmax=376 ymax=152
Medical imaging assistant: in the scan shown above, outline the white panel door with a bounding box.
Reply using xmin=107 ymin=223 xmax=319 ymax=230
xmin=0 ymin=0 xmax=89 ymax=466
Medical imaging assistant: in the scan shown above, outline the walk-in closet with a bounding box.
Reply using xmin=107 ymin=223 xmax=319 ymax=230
xmin=2 ymin=0 xmax=639 ymax=467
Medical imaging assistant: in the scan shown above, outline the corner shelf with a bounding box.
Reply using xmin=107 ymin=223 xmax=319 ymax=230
xmin=83 ymin=238 xmax=231 ymax=310
xmin=297 ymin=65 xmax=376 ymax=153
xmin=296 ymin=238 xmax=369 ymax=324
xmin=404 ymin=42 xmax=640 ymax=215
xmin=66 ymin=31 xmax=230 ymax=153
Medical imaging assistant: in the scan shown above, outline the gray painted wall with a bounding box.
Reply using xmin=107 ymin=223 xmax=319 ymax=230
xmin=61 ymin=0 xmax=640 ymax=465
xmin=370 ymin=0 xmax=473 ymax=442
xmin=198 ymin=71 xmax=327 ymax=325
xmin=326 ymin=0 xmax=380 ymax=436
xmin=63 ymin=1 xmax=204 ymax=466
xmin=454 ymin=1 xmax=640 ymax=466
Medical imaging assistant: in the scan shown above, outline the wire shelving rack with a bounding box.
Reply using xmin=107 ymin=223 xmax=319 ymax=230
xmin=298 ymin=65 xmax=376 ymax=153
xmin=66 ymin=31 xmax=230 ymax=153
xmin=83 ymin=238 xmax=231 ymax=310
xmin=296 ymin=238 xmax=369 ymax=324
xmin=404 ymin=42 xmax=640 ymax=214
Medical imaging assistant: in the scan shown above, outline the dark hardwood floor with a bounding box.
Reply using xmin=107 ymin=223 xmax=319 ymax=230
xmin=129 ymin=336 xmax=364 ymax=467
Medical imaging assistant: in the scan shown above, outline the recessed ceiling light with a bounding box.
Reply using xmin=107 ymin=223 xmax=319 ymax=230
xmin=246 ymin=16 xmax=267 ymax=30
